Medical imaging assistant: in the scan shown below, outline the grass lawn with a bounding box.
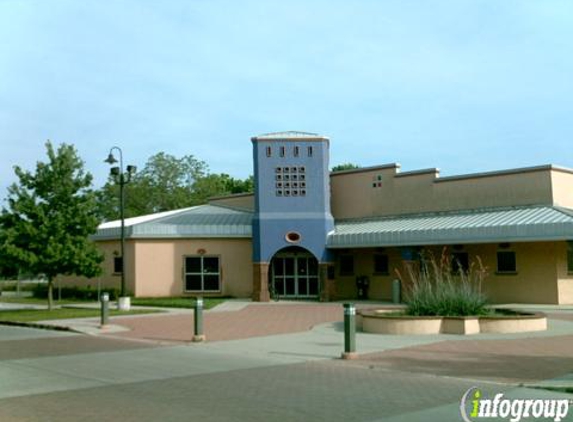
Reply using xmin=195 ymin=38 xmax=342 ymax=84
xmin=0 ymin=308 xmax=161 ymax=323
xmin=0 ymin=296 xmax=82 ymax=305
xmin=131 ymin=297 xmax=227 ymax=310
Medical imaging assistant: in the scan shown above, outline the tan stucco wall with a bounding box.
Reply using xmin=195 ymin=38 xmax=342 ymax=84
xmin=334 ymin=247 xmax=403 ymax=300
xmin=469 ymin=242 xmax=558 ymax=304
xmin=551 ymin=169 xmax=573 ymax=209
xmin=57 ymin=240 xmax=136 ymax=295
xmin=556 ymin=241 xmax=573 ymax=304
xmin=132 ymin=238 xmax=252 ymax=298
xmin=333 ymin=242 xmax=561 ymax=304
xmin=331 ymin=166 xmax=554 ymax=219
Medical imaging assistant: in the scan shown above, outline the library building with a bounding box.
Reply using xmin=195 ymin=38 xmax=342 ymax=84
xmin=88 ymin=131 xmax=573 ymax=304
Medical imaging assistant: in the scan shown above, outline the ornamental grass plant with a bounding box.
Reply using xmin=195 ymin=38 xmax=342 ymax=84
xmin=401 ymin=248 xmax=489 ymax=317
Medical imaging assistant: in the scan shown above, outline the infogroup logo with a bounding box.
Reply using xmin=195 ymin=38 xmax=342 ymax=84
xmin=460 ymin=387 xmax=571 ymax=422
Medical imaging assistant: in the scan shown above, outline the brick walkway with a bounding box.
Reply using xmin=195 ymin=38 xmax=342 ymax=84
xmin=110 ymin=303 xmax=344 ymax=343
xmin=356 ymin=334 xmax=573 ymax=384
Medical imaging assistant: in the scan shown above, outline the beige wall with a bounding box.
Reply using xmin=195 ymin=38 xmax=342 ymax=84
xmin=333 ymin=242 xmax=562 ymax=304
xmin=551 ymin=169 xmax=573 ymax=209
xmin=331 ymin=166 xmax=555 ymax=219
xmin=472 ymin=242 xmax=558 ymax=304
xmin=57 ymin=240 xmax=136 ymax=295
xmin=132 ymin=238 xmax=252 ymax=298
xmin=59 ymin=238 xmax=252 ymax=298
xmin=556 ymin=241 xmax=573 ymax=304
xmin=334 ymin=247 xmax=403 ymax=300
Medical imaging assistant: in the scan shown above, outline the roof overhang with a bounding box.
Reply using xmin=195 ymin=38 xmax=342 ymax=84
xmin=92 ymin=204 xmax=253 ymax=241
xmin=328 ymin=206 xmax=573 ymax=248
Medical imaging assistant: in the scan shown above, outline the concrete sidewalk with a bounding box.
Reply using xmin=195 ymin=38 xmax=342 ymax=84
xmin=2 ymin=302 xmax=573 ymax=421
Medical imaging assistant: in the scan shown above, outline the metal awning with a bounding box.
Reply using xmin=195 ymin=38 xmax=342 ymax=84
xmin=93 ymin=205 xmax=253 ymax=240
xmin=328 ymin=206 xmax=573 ymax=248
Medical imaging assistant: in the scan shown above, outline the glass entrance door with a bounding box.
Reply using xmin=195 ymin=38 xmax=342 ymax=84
xmin=271 ymin=251 xmax=319 ymax=299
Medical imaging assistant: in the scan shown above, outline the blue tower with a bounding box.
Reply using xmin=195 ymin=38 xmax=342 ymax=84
xmin=251 ymin=131 xmax=335 ymax=301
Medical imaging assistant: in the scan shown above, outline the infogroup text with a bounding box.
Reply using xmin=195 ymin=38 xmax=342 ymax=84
xmin=460 ymin=387 xmax=570 ymax=422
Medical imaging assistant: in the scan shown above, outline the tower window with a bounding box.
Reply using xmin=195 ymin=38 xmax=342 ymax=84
xmin=308 ymin=146 xmax=313 ymax=157
xmin=266 ymin=146 xmax=272 ymax=157
xmin=280 ymin=146 xmax=285 ymax=157
xmin=294 ymin=146 xmax=299 ymax=157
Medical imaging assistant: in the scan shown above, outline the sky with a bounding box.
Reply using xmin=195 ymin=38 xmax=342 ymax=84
xmin=1 ymin=0 xmax=572 ymax=201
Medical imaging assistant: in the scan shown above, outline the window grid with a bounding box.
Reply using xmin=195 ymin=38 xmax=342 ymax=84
xmin=184 ymin=256 xmax=221 ymax=292
xmin=274 ymin=167 xmax=308 ymax=197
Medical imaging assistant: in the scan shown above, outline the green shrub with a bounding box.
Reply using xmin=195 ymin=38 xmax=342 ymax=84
xmin=401 ymin=249 xmax=489 ymax=317
xmin=32 ymin=284 xmax=119 ymax=301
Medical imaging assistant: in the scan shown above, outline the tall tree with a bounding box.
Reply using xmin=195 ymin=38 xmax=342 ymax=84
xmin=0 ymin=141 xmax=103 ymax=309
xmin=96 ymin=153 xmax=254 ymax=220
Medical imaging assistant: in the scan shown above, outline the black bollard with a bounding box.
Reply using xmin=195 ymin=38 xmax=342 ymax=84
xmin=341 ymin=302 xmax=357 ymax=359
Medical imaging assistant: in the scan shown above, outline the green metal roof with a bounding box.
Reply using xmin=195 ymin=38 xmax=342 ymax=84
xmin=93 ymin=205 xmax=253 ymax=240
xmin=95 ymin=204 xmax=573 ymax=246
xmin=328 ymin=206 xmax=573 ymax=248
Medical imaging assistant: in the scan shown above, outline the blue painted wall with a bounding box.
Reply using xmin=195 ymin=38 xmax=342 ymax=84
xmin=252 ymin=133 xmax=334 ymax=263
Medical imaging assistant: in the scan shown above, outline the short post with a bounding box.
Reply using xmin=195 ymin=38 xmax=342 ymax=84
xmin=100 ymin=292 xmax=110 ymax=328
xmin=342 ymin=302 xmax=358 ymax=359
xmin=192 ymin=297 xmax=206 ymax=342
xmin=392 ymin=278 xmax=401 ymax=304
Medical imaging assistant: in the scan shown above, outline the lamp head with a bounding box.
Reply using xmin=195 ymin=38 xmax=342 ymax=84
xmin=104 ymin=153 xmax=118 ymax=165
xmin=127 ymin=165 xmax=137 ymax=174
xmin=110 ymin=166 xmax=120 ymax=176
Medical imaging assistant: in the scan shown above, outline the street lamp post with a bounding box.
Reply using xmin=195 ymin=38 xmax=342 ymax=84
xmin=104 ymin=146 xmax=136 ymax=311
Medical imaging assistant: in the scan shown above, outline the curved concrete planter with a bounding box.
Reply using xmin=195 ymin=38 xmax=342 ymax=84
xmin=360 ymin=309 xmax=546 ymax=335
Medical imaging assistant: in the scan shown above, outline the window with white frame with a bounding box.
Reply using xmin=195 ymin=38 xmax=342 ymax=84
xmin=184 ymin=256 xmax=221 ymax=292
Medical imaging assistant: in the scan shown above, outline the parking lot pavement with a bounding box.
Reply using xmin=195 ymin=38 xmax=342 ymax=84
xmin=2 ymin=304 xmax=573 ymax=421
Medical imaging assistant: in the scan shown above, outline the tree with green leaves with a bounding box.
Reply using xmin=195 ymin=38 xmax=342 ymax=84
xmin=96 ymin=152 xmax=254 ymax=220
xmin=331 ymin=163 xmax=360 ymax=172
xmin=0 ymin=141 xmax=103 ymax=310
